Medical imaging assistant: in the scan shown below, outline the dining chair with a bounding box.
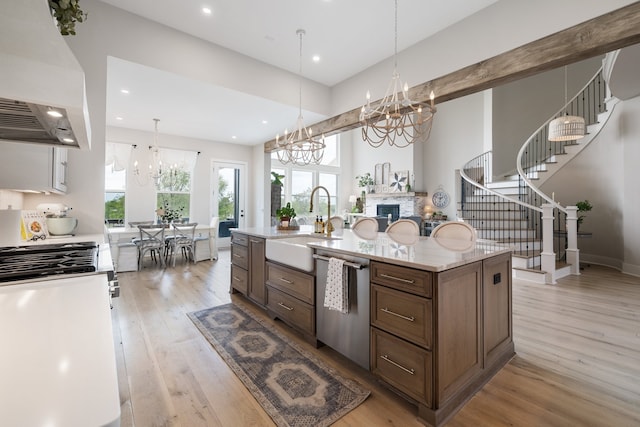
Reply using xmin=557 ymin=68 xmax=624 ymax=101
xmin=168 ymin=222 xmax=198 ymax=267
xmin=194 ymin=217 xmax=219 ymax=261
xmin=431 ymin=221 xmax=477 ymax=242
xmin=135 ymin=224 xmax=166 ymax=270
xmin=386 ymin=218 xmax=421 ymax=236
xmin=329 ymin=216 xmax=344 ymax=230
xmin=352 ymin=217 xmax=378 ymax=234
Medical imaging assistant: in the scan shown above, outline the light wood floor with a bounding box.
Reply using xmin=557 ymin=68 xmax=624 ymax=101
xmin=112 ymin=251 xmax=640 ymax=426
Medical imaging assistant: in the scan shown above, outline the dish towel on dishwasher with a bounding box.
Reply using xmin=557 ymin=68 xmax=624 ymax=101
xmin=324 ymin=257 xmax=349 ymax=313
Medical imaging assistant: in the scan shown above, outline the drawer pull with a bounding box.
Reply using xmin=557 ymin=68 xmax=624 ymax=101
xmin=277 ymin=302 xmax=294 ymax=311
xmin=379 ymin=273 xmax=415 ymax=284
xmin=233 ymin=254 xmax=244 ymax=258
xmin=250 ymin=239 xmax=261 ymax=243
xmin=381 ymin=355 xmax=415 ymax=375
xmin=232 ymin=276 xmax=242 ymax=282
xmin=279 ymin=277 xmax=294 ymax=284
xmin=381 ymin=307 xmax=415 ymax=322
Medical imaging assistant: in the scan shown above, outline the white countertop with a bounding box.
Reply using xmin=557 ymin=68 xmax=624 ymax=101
xmin=0 ymin=275 xmax=121 ymax=427
xmin=234 ymin=227 xmax=513 ymax=272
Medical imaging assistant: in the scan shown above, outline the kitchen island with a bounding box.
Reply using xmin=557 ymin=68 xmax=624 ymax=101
xmin=230 ymin=227 xmax=514 ymax=427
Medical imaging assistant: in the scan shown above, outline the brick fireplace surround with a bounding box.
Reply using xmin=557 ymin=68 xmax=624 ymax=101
xmin=364 ymin=192 xmax=428 ymax=218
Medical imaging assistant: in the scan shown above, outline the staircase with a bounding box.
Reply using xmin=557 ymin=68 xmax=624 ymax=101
xmin=460 ymin=64 xmax=618 ymax=284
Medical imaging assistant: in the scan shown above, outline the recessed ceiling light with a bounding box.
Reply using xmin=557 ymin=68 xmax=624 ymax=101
xmin=262 ymin=120 xmax=268 ymax=124
xmin=202 ymin=7 xmax=212 ymax=15
xmin=312 ymin=55 xmax=320 ymax=63
xmin=62 ymin=138 xmax=75 ymax=143
xmin=115 ymin=116 xmax=123 ymax=121
xmin=120 ymin=89 xmax=129 ymax=94
xmin=231 ymin=135 xmax=237 ymax=139
xmin=47 ymin=109 xmax=63 ymax=118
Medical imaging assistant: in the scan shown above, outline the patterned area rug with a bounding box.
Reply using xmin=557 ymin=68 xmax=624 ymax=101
xmin=188 ymin=302 xmax=370 ymax=427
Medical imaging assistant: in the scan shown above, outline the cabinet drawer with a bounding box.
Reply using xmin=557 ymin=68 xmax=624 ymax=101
xmin=230 ymin=264 xmax=248 ymax=294
xmin=371 ymin=261 xmax=432 ymax=297
xmin=266 ymin=262 xmax=314 ymax=304
xmin=266 ymin=286 xmax=315 ymax=336
xmin=371 ymin=284 xmax=432 ymax=349
xmin=371 ymin=327 xmax=432 ymax=406
xmin=231 ymin=244 xmax=248 ymax=269
xmin=231 ymin=232 xmax=248 ymax=247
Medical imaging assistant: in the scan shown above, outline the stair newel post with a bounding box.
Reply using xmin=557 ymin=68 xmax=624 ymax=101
xmin=541 ymin=204 xmax=557 ymax=284
xmin=565 ymin=206 xmax=580 ymax=275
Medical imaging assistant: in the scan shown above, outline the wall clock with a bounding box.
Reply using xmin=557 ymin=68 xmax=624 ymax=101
xmin=432 ymin=186 xmax=450 ymax=208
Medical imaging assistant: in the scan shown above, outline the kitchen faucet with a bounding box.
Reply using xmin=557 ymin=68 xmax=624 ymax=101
xmin=309 ymin=185 xmax=333 ymax=238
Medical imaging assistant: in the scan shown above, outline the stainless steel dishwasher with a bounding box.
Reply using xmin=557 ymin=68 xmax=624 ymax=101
xmin=314 ymin=249 xmax=370 ymax=370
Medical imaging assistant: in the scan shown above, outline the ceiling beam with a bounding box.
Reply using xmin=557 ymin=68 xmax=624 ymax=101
xmin=264 ymin=1 xmax=640 ymax=152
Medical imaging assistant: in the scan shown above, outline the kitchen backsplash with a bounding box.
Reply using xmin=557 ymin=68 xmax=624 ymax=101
xmin=0 ymin=190 xmax=24 ymax=210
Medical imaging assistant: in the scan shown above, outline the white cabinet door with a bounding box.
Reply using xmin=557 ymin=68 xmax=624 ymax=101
xmin=0 ymin=143 xmax=67 ymax=194
xmin=52 ymin=147 xmax=68 ymax=193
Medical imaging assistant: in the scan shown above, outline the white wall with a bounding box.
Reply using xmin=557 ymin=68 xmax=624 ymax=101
xmin=421 ymin=92 xmax=487 ymax=219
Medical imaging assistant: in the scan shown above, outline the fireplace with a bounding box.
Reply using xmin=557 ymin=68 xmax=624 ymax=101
xmin=377 ymin=204 xmax=400 ymax=221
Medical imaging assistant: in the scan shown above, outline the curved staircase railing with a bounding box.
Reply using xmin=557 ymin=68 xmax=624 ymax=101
xmin=461 ymin=65 xmax=609 ymax=282
xmin=517 ymin=67 xmax=607 ymax=213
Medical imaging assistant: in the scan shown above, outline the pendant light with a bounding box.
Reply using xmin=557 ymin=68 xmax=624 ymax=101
xmin=359 ymin=0 xmax=436 ymax=148
xmin=276 ymin=29 xmax=325 ymax=166
xmin=548 ymin=66 xmax=586 ymax=141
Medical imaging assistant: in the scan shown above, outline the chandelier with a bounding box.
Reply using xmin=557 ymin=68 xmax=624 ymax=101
xmin=133 ymin=118 xmax=163 ymax=186
xmin=360 ymin=0 xmax=436 ymax=148
xmin=548 ymin=66 xmax=586 ymax=141
xmin=276 ymin=29 xmax=325 ymax=166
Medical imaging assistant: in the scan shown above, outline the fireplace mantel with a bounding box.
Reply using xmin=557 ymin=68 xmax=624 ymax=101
xmin=365 ymin=191 xmax=428 ymax=198
xmin=364 ymin=192 xmax=428 ymax=218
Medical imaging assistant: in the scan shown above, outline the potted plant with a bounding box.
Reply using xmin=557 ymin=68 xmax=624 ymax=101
xmin=576 ymin=200 xmax=593 ymax=231
xmin=49 ymin=0 xmax=87 ymax=36
xmin=276 ymin=202 xmax=296 ymax=227
xmin=356 ymin=172 xmax=375 ymax=193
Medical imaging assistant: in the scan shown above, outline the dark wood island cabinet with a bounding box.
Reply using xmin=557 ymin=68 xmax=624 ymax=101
xmin=370 ymin=252 xmax=513 ymax=426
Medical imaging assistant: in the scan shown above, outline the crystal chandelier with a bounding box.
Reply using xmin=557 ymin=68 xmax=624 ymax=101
xmin=360 ymin=0 xmax=436 ymax=148
xmin=548 ymin=66 xmax=586 ymax=141
xmin=276 ymin=29 xmax=325 ymax=166
xmin=133 ymin=118 xmax=163 ymax=186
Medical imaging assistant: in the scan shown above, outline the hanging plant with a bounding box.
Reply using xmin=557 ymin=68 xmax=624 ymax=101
xmin=49 ymin=0 xmax=87 ymax=36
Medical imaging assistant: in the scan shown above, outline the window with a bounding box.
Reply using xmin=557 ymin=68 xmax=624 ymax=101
xmin=271 ymin=134 xmax=341 ymax=224
xmin=104 ymin=165 xmax=126 ymax=226
xmin=318 ymin=173 xmax=337 ymax=216
xmin=156 ymin=148 xmax=197 ymax=222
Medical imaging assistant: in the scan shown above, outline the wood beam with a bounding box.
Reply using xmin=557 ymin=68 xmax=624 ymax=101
xmin=265 ymin=2 xmax=640 ymax=152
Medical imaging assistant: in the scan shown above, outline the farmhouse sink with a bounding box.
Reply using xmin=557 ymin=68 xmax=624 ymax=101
xmin=266 ymin=235 xmax=340 ymax=272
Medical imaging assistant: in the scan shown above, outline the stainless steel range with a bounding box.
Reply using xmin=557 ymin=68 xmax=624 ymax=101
xmin=0 ymin=241 xmax=98 ymax=284
xmin=0 ymin=241 xmax=119 ymax=298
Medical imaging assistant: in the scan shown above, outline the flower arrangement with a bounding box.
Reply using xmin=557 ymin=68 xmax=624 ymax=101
xmin=156 ymin=201 xmax=184 ymax=223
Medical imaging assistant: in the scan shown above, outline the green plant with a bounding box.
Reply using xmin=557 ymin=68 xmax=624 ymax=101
xmin=49 ymin=0 xmax=87 ymax=36
xmin=576 ymin=199 xmax=593 ymax=228
xmin=356 ymin=172 xmax=374 ymax=187
xmin=271 ymin=171 xmax=284 ymax=186
xmin=276 ymin=202 xmax=296 ymax=219
xmin=156 ymin=200 xmax=184 ymax=223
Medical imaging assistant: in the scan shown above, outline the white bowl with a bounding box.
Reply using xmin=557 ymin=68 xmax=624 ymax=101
xmin=46 ymin=217 xmax=78 ymax=235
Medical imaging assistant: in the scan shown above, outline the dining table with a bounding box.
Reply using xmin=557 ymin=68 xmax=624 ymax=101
xmin=107 ymin=223 xmax=217 ymax=272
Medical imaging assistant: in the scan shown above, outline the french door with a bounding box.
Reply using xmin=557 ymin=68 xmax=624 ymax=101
xmin=212 ymin=161 xmax=246 ymax=246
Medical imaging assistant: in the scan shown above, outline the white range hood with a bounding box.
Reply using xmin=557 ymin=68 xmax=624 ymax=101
xmin=0 ymin=0 xmax=91 ymax=150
